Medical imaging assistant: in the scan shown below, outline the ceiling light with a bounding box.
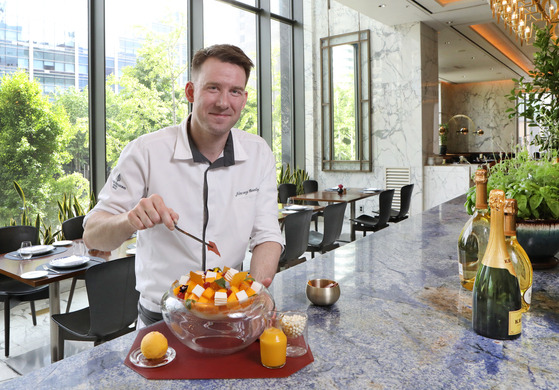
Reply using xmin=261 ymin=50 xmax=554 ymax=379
xmin=489 ymin=0 xmax=559 ymax=44
xmin=378 ymin=4 xmax=386 ymax=7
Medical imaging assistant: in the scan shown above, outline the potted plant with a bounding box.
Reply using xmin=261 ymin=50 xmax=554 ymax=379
xmin=438 ymin=124 xmax=448 ymax=155
xmin=506 ymin=25 xmax=559 ymax=154
xmin=464 ymin=147 xmax=559 ymax=268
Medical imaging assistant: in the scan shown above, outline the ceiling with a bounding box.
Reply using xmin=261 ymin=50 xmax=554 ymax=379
xmin=336 ymin=0 xmax=537 ymax=84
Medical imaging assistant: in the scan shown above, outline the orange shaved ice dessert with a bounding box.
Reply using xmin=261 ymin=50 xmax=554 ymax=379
xmin=140 ymin=331 xmax=168 ymax=360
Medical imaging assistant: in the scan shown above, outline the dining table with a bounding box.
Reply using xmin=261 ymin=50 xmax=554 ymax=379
xmin=4 ymin=194 xmax=559 ymax=388
xmin=288 ymin=188 xmax=381 ymax=241
xmin=277 ymin=203 xmax=325 ymax=223
xmin=0 ymin=237 xmax=135 ymax=363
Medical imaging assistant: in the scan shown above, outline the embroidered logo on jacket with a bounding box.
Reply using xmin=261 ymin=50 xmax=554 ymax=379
xmin=112 ymin=174 xmax=127 ymax=190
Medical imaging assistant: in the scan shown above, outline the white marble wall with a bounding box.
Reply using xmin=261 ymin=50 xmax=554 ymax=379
xmin=440 ymin=80 xmax=517 ymax=154
xmin=423 ymin=165 xmax=478 ymax=210
xmin=303 ymin=0 xmax=438 ymax=215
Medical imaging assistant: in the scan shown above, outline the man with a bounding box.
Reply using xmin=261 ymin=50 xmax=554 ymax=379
xmin=83 ymin=44 xmax=283 ymax=327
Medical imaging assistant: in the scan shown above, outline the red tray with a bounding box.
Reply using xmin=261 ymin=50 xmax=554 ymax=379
xmin=124 ymin=321 xmax=314 ymax=380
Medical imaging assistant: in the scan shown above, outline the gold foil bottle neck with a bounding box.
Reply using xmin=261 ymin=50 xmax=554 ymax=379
xmin=504 ymin=198 xmax=518 ymax=215
xmin=474 ymin=168 xmax=488 ymax=184
xmin=489 ymin=189 xmax=505 ymax=212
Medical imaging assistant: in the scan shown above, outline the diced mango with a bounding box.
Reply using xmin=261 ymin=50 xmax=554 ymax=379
xmin=245 ymin=288 xmax=256 ymax=297
xmin=189 ymin=271 xmax=204 ymax=286
xmin=230 ymin=286 xmax=240 ymax=294
xmin=239 ymin=281 xmax=251 ymax=291
xmin=231 ymin=271 xmax=248 ymax=288
xmin=227 ymin=292 xmax=238 ymax=302
xmin=202 ymin=287 xmax=215 ymax=299
xmin=186 ymin=281 xmax=198 ymax=294
xmin=198 ymin=296 xmax=210 ymax=304
xmin=187 ymin=293 xmax=198 ymax=302
xmin=173 ymin=286 xmax=181 ymax=296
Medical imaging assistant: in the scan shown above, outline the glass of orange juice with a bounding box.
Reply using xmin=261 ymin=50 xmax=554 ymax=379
xmin=260 ymin=311 xmax=287 ymax=369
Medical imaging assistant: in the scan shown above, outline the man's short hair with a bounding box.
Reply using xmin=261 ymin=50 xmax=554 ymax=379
xmin=191 ymin=44 xmax=254 ymax=85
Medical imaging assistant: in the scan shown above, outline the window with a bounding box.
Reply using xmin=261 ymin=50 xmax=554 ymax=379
xmin=204 ymin=0 xmax=258 ymax=135
xmin=0 ymin=0 xmax=89 ymax=228
xmin=0 ymin=0 xmax=303 ymax=230
xmin=104 ymin=0 xmax=189 ymax=170
xmin=202 ymin=0 xmax=301 ymax=170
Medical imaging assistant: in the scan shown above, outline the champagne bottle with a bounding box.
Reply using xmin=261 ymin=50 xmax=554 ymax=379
xmin=457 ymin=168 xmax=490 ymax=290
xmin=473 ymin=190 xmax=522 ymax=340
xmin=504 ymin=198 xmax=533 ymax=312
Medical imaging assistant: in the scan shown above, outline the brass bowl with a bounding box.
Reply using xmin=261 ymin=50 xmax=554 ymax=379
xmin=306 ymin=279 xmax=340 ymax=306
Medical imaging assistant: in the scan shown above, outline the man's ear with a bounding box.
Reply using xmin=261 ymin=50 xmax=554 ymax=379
xmin=185 ymin=82 xmax=195 ymax=103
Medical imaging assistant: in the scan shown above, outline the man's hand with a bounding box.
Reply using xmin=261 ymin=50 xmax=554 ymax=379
xmin=127 ymin=194 xmax=179 ymax=231
xmin=84 ymin=194 xmax=179 ymax=252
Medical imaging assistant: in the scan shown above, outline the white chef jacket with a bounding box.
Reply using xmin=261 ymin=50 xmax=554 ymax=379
xmin=84 ymin=118 xmax=283 ymax=312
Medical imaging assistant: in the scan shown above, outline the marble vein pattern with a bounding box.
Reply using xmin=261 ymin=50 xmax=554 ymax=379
xmin=305 ymin=0 xmax=438 ymax=220
xmin=5 ymin=195 xmax=559 ymax=389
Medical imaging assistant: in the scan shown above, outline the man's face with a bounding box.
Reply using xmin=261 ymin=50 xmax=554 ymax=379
xmin=186 ymin=57 xmax=248 ymax=138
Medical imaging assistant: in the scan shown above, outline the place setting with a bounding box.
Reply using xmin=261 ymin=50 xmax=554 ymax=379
xmin=4 ymin=241 xmax=67 ymax=261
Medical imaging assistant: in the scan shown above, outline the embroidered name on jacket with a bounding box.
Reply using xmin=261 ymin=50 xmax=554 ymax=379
xmin=112 ymin=174 xmax=127 ymax=190
xmin=235 ymin=188 xmax=259 ymax=197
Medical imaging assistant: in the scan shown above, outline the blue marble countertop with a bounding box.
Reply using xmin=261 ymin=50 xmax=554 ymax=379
xmin=6 ymin=195 xmax=559 ymax=389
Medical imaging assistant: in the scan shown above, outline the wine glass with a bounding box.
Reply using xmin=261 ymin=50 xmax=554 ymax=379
xmin=19 ymin=241 xmax=33 ymax=259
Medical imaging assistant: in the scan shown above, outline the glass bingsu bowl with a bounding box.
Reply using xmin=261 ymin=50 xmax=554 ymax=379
xmin=161 ymin=281 xmax=275 ymax=355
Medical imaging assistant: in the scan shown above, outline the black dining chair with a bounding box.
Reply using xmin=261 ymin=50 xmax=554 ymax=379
xmin=307 ymin=202 xmax=347 ymax=258
xmin=351 ymin=189 xmax=395 ymax=237
xmin=278 ymin=183 xmax=297 ymax=204
xmin=303 ymin=179 xmax=323 ymax=230
xmin=62 ymin=215 xmax=85 ymax=313
xmin=387 ymin=184 xmax=414 ymax=223
xmin=0 ymin=225 xmax=49 ymax=357
xmin=278 ymin=209 xmax=313 ymax=272
xmin=51 ymin=255 xmax=139 ymax=359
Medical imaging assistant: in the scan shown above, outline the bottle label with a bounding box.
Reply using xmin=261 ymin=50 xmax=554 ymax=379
xmin=508 ymin=309 xmax=522 ymax=336
xmin=458 ymin=262 xmax=463 ymax=276
xmin=524 ymin=286 xmax=532 ymax=305
xmin=483 ymin=253 xmax=517 ymax=277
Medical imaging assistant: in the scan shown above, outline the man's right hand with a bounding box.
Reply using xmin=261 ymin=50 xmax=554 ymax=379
xmin=84 ymin=194 xmax=179 ymax=251
xmin=127 ymin=194 xmax=179 ymax=231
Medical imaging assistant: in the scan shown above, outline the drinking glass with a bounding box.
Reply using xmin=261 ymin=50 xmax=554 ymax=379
xmin=260 ymin=311 xmax=287 ymax=369
xmin=73 ymin=240 xmax=87 ymax=257
xmin=280 ymin=311 xmax=308 ymax=357
xmin=19 ymin=241 xmax=33 ymax=259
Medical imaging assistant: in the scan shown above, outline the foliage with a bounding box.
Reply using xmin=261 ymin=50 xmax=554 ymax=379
xmin=53 ymin=86 xmax=90 ymax=175
xmin=8 ymin=181 xmax=55 ymax=244
xmin=506 ymin=25 xmax=559 ymax=153
xmin=465 ymin=148 xmax=559 ymax=220
xmin=277 ymin=164 xmax=310 ymax=197
xmin=0 ymin=70 xmax=72 ymax=224
xmin=128 ymin=13 xmax=189 ymax=126
xmin=333 ymin=83 xmax=356 ymax=161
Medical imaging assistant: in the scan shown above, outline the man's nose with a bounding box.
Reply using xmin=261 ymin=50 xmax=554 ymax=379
xmin=215 ymin=92 xmax=230 ymax=108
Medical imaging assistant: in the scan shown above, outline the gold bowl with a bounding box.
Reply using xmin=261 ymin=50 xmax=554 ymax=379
xmin=306 ymin=279 xmax=340 ymax=306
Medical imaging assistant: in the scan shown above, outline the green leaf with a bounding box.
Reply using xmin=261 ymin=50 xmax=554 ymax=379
xmin=215 ymin=278 xmax=227 ymax=289
xmin=528 ymin=193 xmax=543 ymax=213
